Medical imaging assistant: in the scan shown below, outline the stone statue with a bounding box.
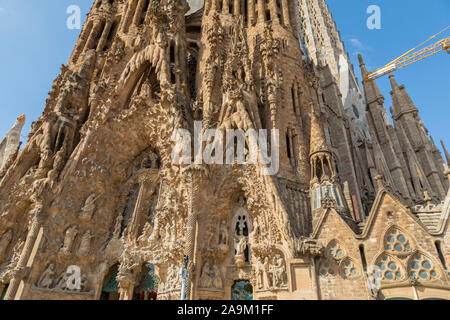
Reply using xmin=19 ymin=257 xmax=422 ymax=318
xmin=254 ymin=257 xmax=264 ymax=289
xmin=60 ymin=226 xmax=78 ymax=254
xmin=199 ymin=262 xmax=214 ymax=288
xmin=272 ymin=254 xmax=286 ymax=287
xmin=38 ymin=264 xmax=56 ymax=288
xmin=218 ymin=220 xmax=229 ymax=245
xmin=80 ymin=194 xmax=96 ymax=221
xmin=262 ymin=257 xmax=271 ymax=289
xmin=212 ymin=265 xmax=223 ymax=289
xmin=234 ymin=235 xmax=248 ymax=267
xmin=78 ymin=230 xmax=92 ymax=255
xmin=249 ymin=218 xmax=260 ymax=243
xmin=55 ymin=271 xmax=70 ymax=290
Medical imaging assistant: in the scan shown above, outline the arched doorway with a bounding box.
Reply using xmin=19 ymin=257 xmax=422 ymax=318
xmin=133 ymin=263 xmax=158 ymax=300
xmin=100 ymin=264 xmax=120 ymax=300
xmin=231 ymin=280 xmax=253 ymax=300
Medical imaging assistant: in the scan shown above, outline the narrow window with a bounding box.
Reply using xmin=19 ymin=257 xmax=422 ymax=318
xmin=291 ymin=87 xmax=297 ymax=115
xmin=286 ymin=131 xmax=291 ymax=159
xmin=359 ymin=245 xmax=368 ymax=273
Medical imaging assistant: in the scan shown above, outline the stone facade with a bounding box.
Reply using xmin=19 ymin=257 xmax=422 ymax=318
xmin=0 ymin=0 xmax=448 ymax=300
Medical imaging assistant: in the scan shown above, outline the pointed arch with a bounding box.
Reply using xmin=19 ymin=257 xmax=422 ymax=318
xmin=382 ymin=225 xmax=415 ymax=255
xmin=339 ymin=257 xmax=362 ymax=279
xmin=373 ymin=252 xmax=407 ymax=282
xmin=325 ymin=239 xmax=346 ymax=261
xmin=407 ymin=251 xmax=442 ymax=282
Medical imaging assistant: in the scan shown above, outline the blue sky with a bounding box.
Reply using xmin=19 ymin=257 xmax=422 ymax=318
xmin=0 ymin=0 xmax=448 ymax=154
xmin=327 ymin=0 xmax=450 ymax=154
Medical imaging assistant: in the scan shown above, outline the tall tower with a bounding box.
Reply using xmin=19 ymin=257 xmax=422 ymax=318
xmin=0 ymin=0 xmax=448 ymax=302
xmin=295 ymin=0 xmax=370 ymax=142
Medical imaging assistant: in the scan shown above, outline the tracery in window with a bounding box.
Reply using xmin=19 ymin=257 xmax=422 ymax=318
xmin=326 ymin=240 xmax=346 ymax=260
xmin=408 ymin=253 xmax=440 ymax=281
xmin=384 ymin=227 xmax=413 ymax=254
xmin=375 ymin=254 xmax=405 ymax=281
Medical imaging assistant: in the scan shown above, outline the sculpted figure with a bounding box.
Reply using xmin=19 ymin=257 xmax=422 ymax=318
xmin=199 ymin=262 xmax=213 ymax=288
xmin=55 ymin=271 xmax=70 ymax=290
xmin=218 ymin=220 xmax=229 ymax=245
xmin=38 ymin=264 xmax=56 ymax=288
xmin=80 ymin=194 xmax=96 ymax=221
xmin=262 ymin=257 xmax=271 ymax=289
xmin=249 ymin=218 xmax=260 ymax=243
xmin=272 ymin=254 xmax=286 ymax=287
xmin=78 ymin=230 xmax=92 ymax=255
xmin=61 ymin=226 xmax=78 ymax=254
xmin=254 ymin=257 xmax=264 ymax=289
xmin=0 ymin=229 xmax=13 ymax=253
xmin=212 ymin=265 xmax=223 ymax=289
xmin=234 ymin=235 xmax=248 ymax=267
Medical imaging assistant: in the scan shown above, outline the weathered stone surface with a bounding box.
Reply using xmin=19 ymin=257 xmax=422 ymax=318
xmin=0 ymin=0 xmax=448 ymax=300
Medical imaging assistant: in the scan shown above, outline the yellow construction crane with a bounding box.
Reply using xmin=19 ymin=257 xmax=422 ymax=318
xmin=364 ymin=26 xmax=450 ymax=82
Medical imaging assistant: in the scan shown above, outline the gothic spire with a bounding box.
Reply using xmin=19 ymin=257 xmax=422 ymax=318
xmin=441 ymin=140 xmax=450 ymax=164
xmin=389 ymin=74 xmax=418 ymax=116
xmin=358 ymin=54 xmax=383 ymax=103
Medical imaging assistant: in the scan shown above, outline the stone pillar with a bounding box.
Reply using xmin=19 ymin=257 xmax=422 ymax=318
xmin=182 ymin=165 xmax=206 ymax=300
xmin=122 ymin=0 xmax=138 ymax=32
xmin=234 ymin=0 xmax=240 ymax=15
xmin=4 ymin=216 xmax=42 ymax=300
xmin=269 ymin=0 xmax=279 ymax=24
xmin=223 ymin=0 xmax=229 ymax=14
xmin=281 ymin=0 xmax=290 ymax=26
xmin=248 ymin=0 xmax=256 ymax=26
xmin=133 ymin=0 xmax=148 ymax=26
xmin=85 ymin=21 xmax=103 ymax=52
xmin=96 ymin=21 xmax=113 ymax=52
xmin=257 ymin=0 xmax=265 ymax=23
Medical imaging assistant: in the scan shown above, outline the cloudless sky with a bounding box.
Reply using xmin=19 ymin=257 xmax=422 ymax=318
xmin=0 ymin=1 xmax=448 ymax=154
xmin=327 ymin=0 xmax=450 ymax=154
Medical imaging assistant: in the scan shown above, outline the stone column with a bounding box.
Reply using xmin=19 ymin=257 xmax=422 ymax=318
xmin=281 ymin=0 xmax=290 ymax=26
xmin=133 ymin=0 xmax=148 ymax=26
xmin=257 ymin=0 xmax=265 ymax=23
xmin=4 ymin=215 xmax=42 ymax=300
xmin=96 ymin=21 xmax=113 ymax=52
xmin=269 ymin=0 xmax=280 ymax=24
xmin=234 ymin=0 xmax=240 ymax=15
xmin=223 ymin=0 xmax=229 ymax=14
xmin=85 ymin=21 xmax=103 ymax=51
xmin=248 ymin=0 xmax=256 ymax=27
xmin=122 ymin=0 xmax=138 ymax=32
xmin=182 ymin=165 xmax=206 ymax=300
